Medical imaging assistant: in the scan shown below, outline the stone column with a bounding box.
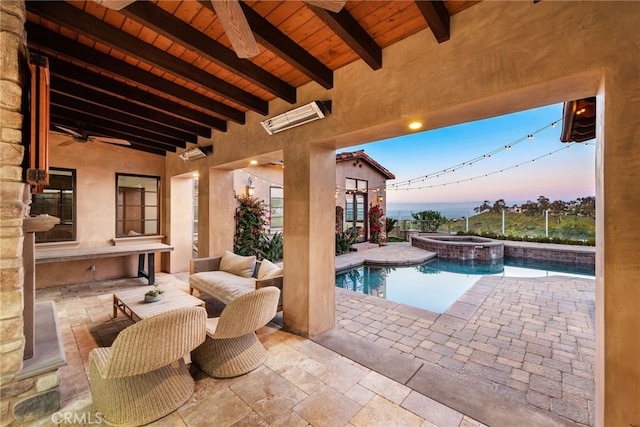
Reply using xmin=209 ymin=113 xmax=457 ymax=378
xmin=282 ymin=143 xmax=336 ymax=337
xmin=0 ymin=0 xmax=28 ymax=385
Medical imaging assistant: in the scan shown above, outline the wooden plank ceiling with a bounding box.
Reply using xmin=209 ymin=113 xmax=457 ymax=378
xmin=25 ymin=0 xmax=479 ymax=156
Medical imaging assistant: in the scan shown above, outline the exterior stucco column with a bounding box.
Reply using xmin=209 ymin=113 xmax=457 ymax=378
xmin=204 ymin=167 xmax=235 ymax=257
xmin=282 ymin=143 xmax=336 ymax=337
xmin=596 ymin=66 xmax=640 ymax=425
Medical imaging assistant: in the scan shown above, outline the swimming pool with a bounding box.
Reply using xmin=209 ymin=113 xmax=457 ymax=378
xmin=335 ymin=258 xmax=595 ymax=313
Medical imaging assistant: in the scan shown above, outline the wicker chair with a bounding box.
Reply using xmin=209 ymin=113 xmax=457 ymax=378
xmin=191 ymin=287 xmax=280 ymax=378
xmin=89 ymin=306 xmax=207 ymax=427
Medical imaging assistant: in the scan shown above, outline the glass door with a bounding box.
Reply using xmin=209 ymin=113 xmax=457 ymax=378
xmin=345 ymin=182 xmax=367 ymax=242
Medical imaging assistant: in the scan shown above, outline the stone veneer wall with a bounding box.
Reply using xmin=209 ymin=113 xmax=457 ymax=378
xmin=1 ymin=2 xmax=62 ymax=424
xmin=412 ymin=235 xmax=504 ymax=260
xmin=1 ymin=0 xmax=28 ymax=386
xmin=504 ymin=243 xmax=596 ymax=265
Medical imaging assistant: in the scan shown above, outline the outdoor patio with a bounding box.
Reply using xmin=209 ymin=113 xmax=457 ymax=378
xmin=32 ymin=244 xmax=594 ymax=426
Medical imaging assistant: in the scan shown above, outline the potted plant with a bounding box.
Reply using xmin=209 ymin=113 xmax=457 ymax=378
xmin=144 ymin=283 xmax=164 ymax=303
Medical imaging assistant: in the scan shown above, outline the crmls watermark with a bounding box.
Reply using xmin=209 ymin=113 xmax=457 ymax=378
xmin=51 ymin=411 xmax=104 ymax=425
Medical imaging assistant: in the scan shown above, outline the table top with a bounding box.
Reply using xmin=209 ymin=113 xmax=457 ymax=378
xmin=114 ymin=288 xmax=204 ymax=320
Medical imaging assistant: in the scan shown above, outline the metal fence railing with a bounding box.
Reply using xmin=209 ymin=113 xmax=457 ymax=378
xmin=386 ymin=213 xmax=595 ymax=243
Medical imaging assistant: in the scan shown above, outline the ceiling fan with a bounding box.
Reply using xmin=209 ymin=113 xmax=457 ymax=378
xmin=93 ymin=0 xmax=346 ymax=58
xmin=53 ymin=125 xmax=131 ymax=146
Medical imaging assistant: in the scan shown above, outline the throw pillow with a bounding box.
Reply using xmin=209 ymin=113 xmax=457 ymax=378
xmin=219 ymin=251 xmax=256 ymax=278
xmin=258 ymin=259 xmax=283 ymax=280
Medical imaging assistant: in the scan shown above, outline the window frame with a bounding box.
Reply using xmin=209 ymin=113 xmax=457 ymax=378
xmin=269 ymin=186 xmax=284 ymax=230
xmin=31 ymin=167 xmax=76 ymax=243
xmin=115 ymin=173 xmax=161 ymax=238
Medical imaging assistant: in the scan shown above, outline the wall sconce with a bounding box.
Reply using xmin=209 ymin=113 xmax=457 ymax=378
xmin=377 ymin=195 xmax=384 ymax=203
xmin=246 ymin=177 xmax=255 ymax=196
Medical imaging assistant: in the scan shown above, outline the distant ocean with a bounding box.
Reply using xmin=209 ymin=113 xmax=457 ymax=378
xmin=385 ymin=202 xmax=483 ymax=220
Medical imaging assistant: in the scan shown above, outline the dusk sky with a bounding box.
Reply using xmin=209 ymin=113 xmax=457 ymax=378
xmin=344 ymin=103 xmax=596 ymax=206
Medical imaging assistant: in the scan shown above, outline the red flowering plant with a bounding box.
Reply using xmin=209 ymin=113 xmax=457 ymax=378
xmin=368 ymin=203 xmax=385 ymax=245
xmin=234 ymin=194 xmax=270 ymax=256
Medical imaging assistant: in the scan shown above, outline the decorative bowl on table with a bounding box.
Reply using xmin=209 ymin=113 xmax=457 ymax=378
xmin=144 ymin=283 xmax=164 ymax=303
xmin=144 ymin=294 xmax=163 ymax=303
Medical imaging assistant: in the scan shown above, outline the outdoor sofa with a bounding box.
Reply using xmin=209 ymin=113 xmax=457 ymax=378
xmin=189 ymin=251 xmax=283 ymax=310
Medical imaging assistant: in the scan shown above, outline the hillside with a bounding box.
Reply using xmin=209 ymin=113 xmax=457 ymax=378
xmin=444 ymin=212 xmax=595 ymax=242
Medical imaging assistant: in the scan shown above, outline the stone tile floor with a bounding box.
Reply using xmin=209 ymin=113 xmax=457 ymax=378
xmin=32 ymin=273 xmax=483 ymax=427
xmin=31 ymin=242 xmax=595 ymax=426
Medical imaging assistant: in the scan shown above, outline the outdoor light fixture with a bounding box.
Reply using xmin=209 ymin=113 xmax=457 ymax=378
xmin=179 ymin=146 xmax=212 ymax=161
xmin=260 ymin=101 xmax=331 ymax=135
xmin=246 ymin=177 xmax=255 ymax=196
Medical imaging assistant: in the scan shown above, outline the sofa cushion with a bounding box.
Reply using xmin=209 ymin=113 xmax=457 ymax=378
xmin=219 ymin=251 xmax=256 ymax=278
xmin=257 ymin=259 xmax=283 ymax=280
xmin=190 ymin=271 xmax=256 ymax=304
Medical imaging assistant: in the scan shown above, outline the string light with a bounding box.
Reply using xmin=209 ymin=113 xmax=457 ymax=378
xmin=387 ymin=141 xmax=591 ymax=191
xmin=239 ymin=169 xmax=282 ymax=187
xmin=388 ymin=117 xmax=564 ymax=190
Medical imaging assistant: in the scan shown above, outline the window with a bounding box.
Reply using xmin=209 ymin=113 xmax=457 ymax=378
xmin=31 ymin=168 xmax=76 ymax=242
xmin=270 ymin=186 xmax=284 ymax=229
xmin=116 ymin=174 xmax=159 ymax=237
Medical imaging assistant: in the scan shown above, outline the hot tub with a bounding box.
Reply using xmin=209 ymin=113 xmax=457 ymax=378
xmin=411 ymin=235 xmax=504 ymax=260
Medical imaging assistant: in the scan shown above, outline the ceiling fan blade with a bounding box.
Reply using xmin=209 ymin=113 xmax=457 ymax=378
xmin=92 ymin=0 xmax=136 ymax=11
xmin=91 ymin=137 xmax=132 ymax=146
xmin=55 ymin=125 xmax=83 ymax=138
xmin=304 ymin=0 xmax=346 ymax=13
xmin=58 ymin=138 xmax=76 ymax=147
xmin=211 ymin=0 xmax=260 ymax=58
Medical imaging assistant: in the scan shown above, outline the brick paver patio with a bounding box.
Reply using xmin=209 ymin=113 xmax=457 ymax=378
xmin=333 ymin=244 xmax=596 ymax=426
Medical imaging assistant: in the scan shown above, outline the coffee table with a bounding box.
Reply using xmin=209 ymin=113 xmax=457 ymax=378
xmin=113 ymin=288 xmax=205 ymax=322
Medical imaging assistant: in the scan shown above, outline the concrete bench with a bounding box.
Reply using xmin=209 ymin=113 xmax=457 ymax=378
xmin=35 ymin=243 xmax=173 ymax=285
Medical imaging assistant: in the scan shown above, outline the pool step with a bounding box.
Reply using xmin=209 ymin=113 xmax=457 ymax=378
xmin=351 ymin=242 xmax=380 ymax=251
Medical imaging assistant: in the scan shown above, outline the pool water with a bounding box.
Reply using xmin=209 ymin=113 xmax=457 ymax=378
xmin=335 ymin=258 xmax=594 ymax=314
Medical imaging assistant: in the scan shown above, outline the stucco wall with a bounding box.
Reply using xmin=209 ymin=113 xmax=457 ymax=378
xmin=162 ymin=2 xmax=639 ymax=424
xmin=35 ymin=140 xmax=165 ymax=287
xmin=335 ymin=159 xmax=389 ymax=233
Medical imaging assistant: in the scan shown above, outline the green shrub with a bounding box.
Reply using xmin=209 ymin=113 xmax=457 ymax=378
xmin=455 ymin=230 xmax=595 ymax=246
xmin=260 ymin=232 xmax=283 ymax=261
xmin=234 ymin=194 xmax=269 ymax=257
xmin=385 ymin=217 xmax=398 ymax=234
xmin=336 ymin=230 xmax=357 ymax=255
xmin=411 ymin=210 xmax=446 ymax=232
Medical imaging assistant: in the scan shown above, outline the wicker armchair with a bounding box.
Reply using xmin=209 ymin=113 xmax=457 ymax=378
xmin=89 ymin=306 xmax=207 ymax=427
xmin=191 ymin=287 xmax=280 ymax=378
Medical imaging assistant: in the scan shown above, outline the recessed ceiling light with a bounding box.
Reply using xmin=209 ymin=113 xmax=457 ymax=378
xmin=249 ymin=160 xmax=258 ymax=165
xmin=409 ymin=121 xmax=423 ymax=130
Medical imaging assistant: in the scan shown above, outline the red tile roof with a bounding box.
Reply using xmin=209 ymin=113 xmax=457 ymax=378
xmin=335 ymin=150 xmax=395 ymax=180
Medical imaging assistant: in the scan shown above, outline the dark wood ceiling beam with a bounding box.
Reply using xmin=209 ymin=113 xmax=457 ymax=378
xmin=51 ymin=103 xmax=186 ymax=147
xmin=120 ymin=1 xmax=296 ymax=104
xmin=26 ymin=2 xmax=268 ymax=114
xmin=415 ymin=0 xmax=450 ymax=43
xmin=35 ymin=51 xmax=227 ymax=132
xmin=50 ymin=77 xmax=211 ymax=138
xmin=306 ymin=4 xmax=382 ymax=71
xmin=199 ymin=1 xmax=334 ymax=90
xmin=25 ymin=23 xmax=243 ymax=124
xmin=50 ymin=115 xmax=177 ymax=156
xmin=50 ymin=95 xmax=194 ymax=145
